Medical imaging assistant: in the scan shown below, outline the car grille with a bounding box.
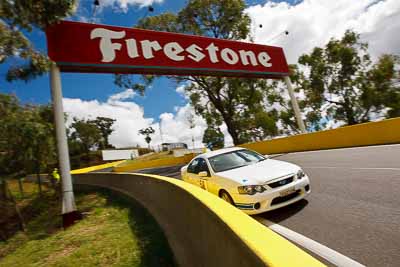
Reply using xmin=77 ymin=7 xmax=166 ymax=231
xmin=267 ymin=176 xmax=294 ymax=188
xmin=270 ymin=190 xmax=301 ymax=206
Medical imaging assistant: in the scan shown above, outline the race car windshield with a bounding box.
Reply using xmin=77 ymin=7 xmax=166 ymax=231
xmin=208 ymin=149 xmax=266 ymax=173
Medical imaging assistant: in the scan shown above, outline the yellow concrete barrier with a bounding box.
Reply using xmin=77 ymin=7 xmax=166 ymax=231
xmin=70 ymin=160 xmax=126 ymax=174
xmin=114 ymin=153 xmax=195 ymax=172
xmin=74 ymin=172 xmax=326 ymax=267
xmin=113 ymin=118 xmax=400 ymax=172
xmin=240 ymin=117 xmax=400 ymax=155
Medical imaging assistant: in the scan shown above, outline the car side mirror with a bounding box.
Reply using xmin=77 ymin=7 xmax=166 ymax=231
xmin=198 ymin=171 xmax=209 ymax=177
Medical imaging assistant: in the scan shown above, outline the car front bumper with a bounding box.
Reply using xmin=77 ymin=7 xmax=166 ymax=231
xmin=230 ymin=175 xmax=311 ymax=215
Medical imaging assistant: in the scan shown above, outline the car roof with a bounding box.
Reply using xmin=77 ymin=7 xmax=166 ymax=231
xmin=195 ymin=147 xmax=246 ymax=159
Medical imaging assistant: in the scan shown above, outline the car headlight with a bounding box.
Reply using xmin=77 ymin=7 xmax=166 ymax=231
xmin=297 ymin=169 xmax=306 ymax=179
xmin=238 ymin=185 xmax=266 ymax=195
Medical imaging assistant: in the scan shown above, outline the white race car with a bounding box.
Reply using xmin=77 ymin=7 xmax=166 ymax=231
xmin=181 ymin=147 xmax=311 ymax=214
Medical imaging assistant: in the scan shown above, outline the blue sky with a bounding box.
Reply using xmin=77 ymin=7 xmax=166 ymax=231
xmin=0 ymin=0 xmax=286 ymax=120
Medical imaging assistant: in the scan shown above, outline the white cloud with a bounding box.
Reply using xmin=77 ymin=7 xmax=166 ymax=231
xmin=157 ymin=104 xmax=207 ymax=148
xmin=63 ymin=91 xmax=153 ymax=148
xmin=157 ymin=104 xmax=234 ymax=148
xmin=63 ymin=87 xmax=229 ymax=149
xmin=246 ymin=0 xmax=400 ymax=63
xmin=175 ymin=84 xmax=186 ymax=95
xmin=108 ymin=88 xmax=136 ymax=101
xmin=98 ymin=0 xmax=163 ymax=12
xmin=74 ymin=0 xmax=163 ymax=20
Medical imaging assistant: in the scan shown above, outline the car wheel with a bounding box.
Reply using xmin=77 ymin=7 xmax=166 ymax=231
xmin=220 ymin=190 xmax=234 ymax=205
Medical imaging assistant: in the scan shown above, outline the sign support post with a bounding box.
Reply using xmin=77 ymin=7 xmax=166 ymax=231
xmin=50 ymin=63 xmax=79 ymax=228
xmin=284 ymin=76 xmax=307 ymax=133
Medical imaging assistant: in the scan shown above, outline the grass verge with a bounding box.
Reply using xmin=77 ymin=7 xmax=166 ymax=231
xmin=0 ymin=182 xmax=176 ymax=267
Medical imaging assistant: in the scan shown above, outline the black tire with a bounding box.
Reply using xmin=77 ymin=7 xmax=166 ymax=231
xmin=219 ymin=190 xmax=234 ymax=205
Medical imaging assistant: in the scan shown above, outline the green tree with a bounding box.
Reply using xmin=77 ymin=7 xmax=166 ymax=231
xmin=361 ymin=54 xmax=400 ymax=118
xmin=70 ymin=118 xmax=102 ymax=156
xmin=202 ymin=126 xmax=224 ymax=149
xmin=89 ymin=117 xmax=116 ymax=149
xmin=117 ymin=0 xmax=279 ymax=145
xmin=0 ymin=94 xmax=56 ymax=231
xmin=0 ymin=94 xmax=56 ymax=194
xmin=297 ymin=30 xmax=400 ymax=126
xmin=0 ymin=0 xmax=77 ymax=81
xmin=138 ymin=127 xmax=155 ymax=149
xmin=0 ymin=94 xmax=20 ymax=199
xmin=23 ymin=106 xmax=56 ymax=194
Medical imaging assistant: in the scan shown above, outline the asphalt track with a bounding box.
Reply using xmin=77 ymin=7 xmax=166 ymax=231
xmin=126 ymin=144 xmax=400 ymax=267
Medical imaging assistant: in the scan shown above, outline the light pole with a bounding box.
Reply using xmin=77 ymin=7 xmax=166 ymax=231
xmin=159 ymin=122 xmax=164 ymax=143
xmin=187 ymin=113 xmax=196 ymax=150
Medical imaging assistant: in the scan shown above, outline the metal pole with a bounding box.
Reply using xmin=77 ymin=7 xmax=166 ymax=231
xmin=159 ymin=122 xmax=164 ymax=143
xmin=50 ymin=64 xmax=78 ymax=227
xmin=284 ymin=76 xmax=307 ymax=133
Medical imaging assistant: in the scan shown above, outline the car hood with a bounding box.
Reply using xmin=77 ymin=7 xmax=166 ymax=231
xmin=216 ymin=159 xmax=300 ymax=185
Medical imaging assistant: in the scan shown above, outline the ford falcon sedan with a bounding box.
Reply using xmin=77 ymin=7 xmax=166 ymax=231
xmin=181 ymin=147 xmax=311 ymax=214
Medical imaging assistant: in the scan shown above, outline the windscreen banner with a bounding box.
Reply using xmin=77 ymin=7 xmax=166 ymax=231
xmin=46 ymin=21 xmax=289 ymax=78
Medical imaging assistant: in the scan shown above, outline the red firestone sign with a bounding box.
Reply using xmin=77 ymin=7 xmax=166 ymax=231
xmin=46 ymin=21 xmax=289 ymax=78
